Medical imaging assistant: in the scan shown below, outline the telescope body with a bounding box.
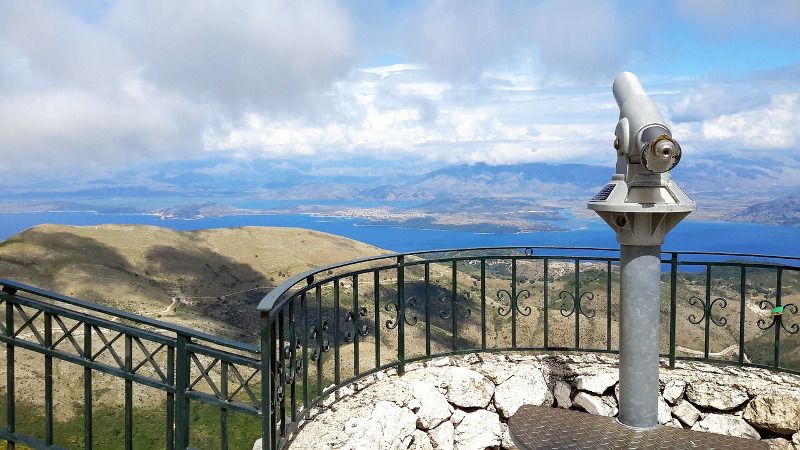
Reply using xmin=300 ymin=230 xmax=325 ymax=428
xmin=588 ymin=72 xmax=694 ymax=247
xmin=586 ymin=72 xmax=695 ymax=430
xmin=613 ymin=72 xmax=681 ymax=173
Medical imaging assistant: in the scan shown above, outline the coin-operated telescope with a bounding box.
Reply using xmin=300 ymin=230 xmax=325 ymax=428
xmin=588 ymin=71 xmax=695 ymax=245
xmin=588 ymin=72 xmax=695 ymax=429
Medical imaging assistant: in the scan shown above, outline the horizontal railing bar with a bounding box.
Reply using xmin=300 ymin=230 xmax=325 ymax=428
xmin=0 ymin=428 xmax=70 ymax=450
xmin=401 ymin=255 xmax=620 ymax=266
xmin=666 ymin=250 xmax=800 ymax=261
xmin=261 ymin=246 xmax=799 ymax=311
xmin=271 ymin=263 xmax=399 ymax=309
xmin=186 ymin=343 xmax=260 ymax=369
xmin=1 ymin=292 xmax=175 ymax=346
xmin=0 ymin=278 xmax=259 ymax=353
xmin=273 ymin=254 xmax=799 ymax=312
xmin=259 ymin=246 xmax=629 ymax=310
xmin=0 ymin=334 xmax=176 ymax=393
xmin=186 ymin=390 xmax=261 ymax=416
xmin=671 ymin=261 xmax=800 ymax=270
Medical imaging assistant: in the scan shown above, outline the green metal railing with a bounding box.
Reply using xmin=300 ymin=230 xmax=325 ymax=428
xmin=0 ymin=280 xmax=261 ymax=450
xmin=256 ymin=247 xmax=800 ymax=450
xmin=2 ymin=246 xmax=799 ymax=449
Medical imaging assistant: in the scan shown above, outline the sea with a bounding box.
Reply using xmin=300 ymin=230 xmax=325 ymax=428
xmin=0 ymin=211 xmax=798 ymax=258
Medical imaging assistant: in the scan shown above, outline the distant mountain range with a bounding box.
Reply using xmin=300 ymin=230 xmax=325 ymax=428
xmin=2 ymin=153 xmax=799 ymax=227
xmin=725 ymin=196 xmax=800 ymax=227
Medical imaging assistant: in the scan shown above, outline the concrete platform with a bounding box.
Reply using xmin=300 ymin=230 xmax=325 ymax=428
xmin=508 ymin=405 xmax=767 ymax=450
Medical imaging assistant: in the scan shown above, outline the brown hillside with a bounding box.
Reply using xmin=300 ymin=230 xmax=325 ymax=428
xmin=0 ymin=224 xmax=388 ymax=340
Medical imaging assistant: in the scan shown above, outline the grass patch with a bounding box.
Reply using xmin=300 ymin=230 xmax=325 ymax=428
xmin=0 ymin=394 xmax=260 ymax=450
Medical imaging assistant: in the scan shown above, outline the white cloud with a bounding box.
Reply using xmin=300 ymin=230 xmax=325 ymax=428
xmin=105 ymin=0 xmax=355 ymax=110
xmin=402 ymin=0 xmax=637 ymax=83
xmin=0 ymin=0 xmax=798 ymax=187
xmin=203 ymin=67 xmax=613 ymax=167
xmin=676 ymin=0 xmax=800 ymax=34
xmin=668 ymin=83 xmax=770 ymax=122
xmin=700 ymin=94 xmax=799 ymax=149
xmin=360 ymin=64 xmax=425 ymax=79
xmin=0 ymin=0 xmax=355 ymax=181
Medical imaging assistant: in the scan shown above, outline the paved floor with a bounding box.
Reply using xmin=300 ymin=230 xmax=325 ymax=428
xmin=508 ymin=405 xmax=767 ymax=450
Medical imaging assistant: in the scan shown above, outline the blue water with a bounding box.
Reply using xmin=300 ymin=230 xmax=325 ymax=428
xmin=0 ymin=212 xmax=798 ymax=257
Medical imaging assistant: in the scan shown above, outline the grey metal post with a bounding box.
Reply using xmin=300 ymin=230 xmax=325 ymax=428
xmin=618 ymin=244 xmax=661 ymax=428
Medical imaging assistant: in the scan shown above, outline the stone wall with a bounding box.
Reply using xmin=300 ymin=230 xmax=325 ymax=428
xmin=256 ymin=353 xmax=800 ymax=450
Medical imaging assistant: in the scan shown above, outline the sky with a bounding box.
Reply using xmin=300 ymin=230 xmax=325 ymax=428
xmin=0 ymin=0 xmax=799 ymax=187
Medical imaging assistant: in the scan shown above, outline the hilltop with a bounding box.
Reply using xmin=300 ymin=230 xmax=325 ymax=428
xmin=0 ymin=224 xmax=388 ymax=340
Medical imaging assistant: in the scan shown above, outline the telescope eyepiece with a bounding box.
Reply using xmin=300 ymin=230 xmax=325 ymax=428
xmin=641 ymin=134 xmax=681 ymax=173
xmin=612 ymin=72 xmax=682 ymax=173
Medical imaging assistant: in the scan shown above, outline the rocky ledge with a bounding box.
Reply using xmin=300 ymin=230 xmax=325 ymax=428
xmin=256 ymin=353 xmax=800 ymax=450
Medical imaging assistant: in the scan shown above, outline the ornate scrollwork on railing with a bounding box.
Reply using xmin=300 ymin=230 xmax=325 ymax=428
xmin=439 ymin=292 xmax=472 ymax=320
xmin=688 ymin=296 xmax=728 ymax=326
xmin=558 ymin=291 xmax=596 ymax=318
xmin=385 ymin=297 xmax=418 ymax=329
xmin=756 ymin=301 xmax=799 ymax=334
xmin=309 ymin=320 xmax=330 ymax=361
xmin=274 ymin=364 xmax=284 ymax=405
xmin=344 ymin=307 xmax=370 ymax=342
xmin=495 ymin=289 xmax=532 ymax=317
xmin=282 ymin=341 xmax=302 ymax=385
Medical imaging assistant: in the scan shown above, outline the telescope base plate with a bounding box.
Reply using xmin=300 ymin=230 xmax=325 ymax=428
xmin=508 ymin=405 xmax=766 ymax=450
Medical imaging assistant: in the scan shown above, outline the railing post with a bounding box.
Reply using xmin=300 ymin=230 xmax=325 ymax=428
xmin=3 ymin=287 xmax=15 ymax=450
xmin=704 ymin=265 xmax=711 ymax=359
xmin=774 ymin=267 xmax=783 ymax=368
xmin=44 ymin=312 xmax=53 ymax=446
xmin=574 ymin=259 xmax=580 ymax=349
xmin=511 ymin=258 xmax=517 ymax=348
xmin=543 ymin=258 xmax=549 ymax=349
xmin=125 ymin=334 xmax=133 ymax=450
xmin=352 ymin=274 xmax=360 ymax=377
xmin=451 ymin=260 xmax=458 ymax=352
xmin=260 ymin=310 xmax=274 ymax=450
xmin=166 ymin=345 xmax=174 ymax=450
xmin=738 ymin=266 xmax=746 ymax=366
xmin=397 ymin=255 xmax=405 ymax=375
xmin=669 ymin=252 xmax=678 ymax=369
xmin=220 ymin=362 xmax=228 ymax=450
xmin=302 ymin=276 xmax=312 ymax=411
xmin=277 ymin=309 xmax=286 ymax=438
xmin=84 ymin=322 xmax=93 ymax=450
xmin=606 ymin=260 xmax=612 ymax=351
xmin=374 ymin=272 xmax=381 ymax=369
xmin=425 ymin=264 xmax=432 ymax=356
xmin=333 ymin=280 xmax=340 ymax=385
xmin=480 ymin=258 xmax=486 ymax=351
xmin=175 ymin=333 xmax=190 ymax=450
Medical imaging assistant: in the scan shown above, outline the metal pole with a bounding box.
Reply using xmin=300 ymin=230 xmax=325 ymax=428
xmin=618 ymin=244 xmax=661 ymax=429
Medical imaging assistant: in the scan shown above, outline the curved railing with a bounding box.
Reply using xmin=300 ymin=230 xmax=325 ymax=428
xmin=257 ymin=246 xmax=800 ymax=450
xmin=1 ymin=247 xmax=798 ymax=449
